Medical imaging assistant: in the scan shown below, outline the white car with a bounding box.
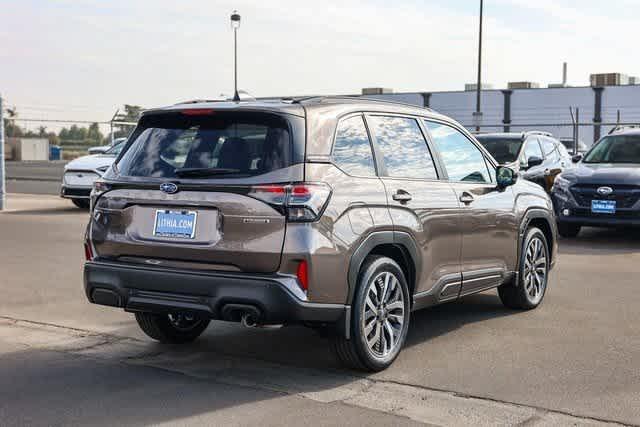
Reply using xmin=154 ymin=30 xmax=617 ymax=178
xmin=61 ymin=141 xmax=125 ymax=208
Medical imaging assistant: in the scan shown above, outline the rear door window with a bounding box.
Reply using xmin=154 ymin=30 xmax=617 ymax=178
xmin=117 ymin=112 xmax=294 ymax=178
xmin=332 ymin=115 xmax=376 ymax=176
xmin=540 ymin=137 xmax=555 ymax=157
xmin=367 ymin=115 xmax=438 ymax=179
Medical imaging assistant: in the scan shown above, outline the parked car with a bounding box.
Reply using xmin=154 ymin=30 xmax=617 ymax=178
xmin=83 ymin=97 xmax=557 ymax=371
xmin=559 ymin=137 xmax=589 ymax=155
xmin=475 ymin=131 xmax=570 ymax=192
xmin=88 ymin=137 xmax=128 ymax=155
xmin=61 ymin=140 xmax=125 ymax=208
xmin=552 ymin=126 xmax=640 ymax=237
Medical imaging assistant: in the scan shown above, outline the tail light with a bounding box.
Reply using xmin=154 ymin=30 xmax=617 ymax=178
xmin=248 ymin=183 xmax=331 ymax=222
xmin=296 ymin=260 xmax=309 ymax=292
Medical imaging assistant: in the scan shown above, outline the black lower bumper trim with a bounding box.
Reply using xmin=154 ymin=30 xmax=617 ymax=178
xmin=558 ymin=216 xmax=640 ymax=227
xmin=61 ymin=186 xmax=91 ymax=199
xmin=84 ymin=261 xmax=348 ymax=330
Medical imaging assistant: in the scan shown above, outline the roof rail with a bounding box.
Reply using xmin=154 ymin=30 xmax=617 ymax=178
xmin=608 ymin=124 xmax=640 ymax=135
xmin=292 ymin=95 xmax=433 ymax=111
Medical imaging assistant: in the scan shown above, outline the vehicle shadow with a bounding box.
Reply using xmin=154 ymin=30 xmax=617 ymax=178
xmin=104 ymin=291 xmax=518 ymax=375
xmin=404 ymin=292 xmax=515 ymax=348
xmin=558 ymin=226 xmax=640 ymax=255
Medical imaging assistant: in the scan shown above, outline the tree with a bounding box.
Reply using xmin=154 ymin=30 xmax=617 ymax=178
xmin=4 ymin=106 xmax=22 ymax=138
xmin=86 ymin=122 xmax=103 ymax=142
xmin=38 ymin=126 xmax=47 ymax=137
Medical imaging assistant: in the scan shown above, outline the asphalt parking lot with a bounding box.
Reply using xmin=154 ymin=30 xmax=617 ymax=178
xmin=1 ymin=191 xmax=639 ymax=426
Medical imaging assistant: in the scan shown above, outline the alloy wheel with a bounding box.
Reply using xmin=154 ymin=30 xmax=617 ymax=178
xmin=523 ymin=236 xmax=548 ymax=305
xmin=362 ymin=271 xmax=406 ymax=358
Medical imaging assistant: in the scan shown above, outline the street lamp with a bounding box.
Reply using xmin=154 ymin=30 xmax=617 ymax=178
xmin=474 ymin=0 xmax=484 ymax=131
xmin=230 ymin=10 xmax=241 ymax=102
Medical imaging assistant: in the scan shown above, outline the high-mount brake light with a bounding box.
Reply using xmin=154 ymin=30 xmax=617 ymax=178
xmin=181 ymin=109 xmax=215 ymax=116
xmin=248 ymin=183 xmax=332 ymax=222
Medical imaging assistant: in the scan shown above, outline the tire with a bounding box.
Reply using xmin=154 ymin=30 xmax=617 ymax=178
xmin=332 ymin=256 xmax=410 ymax=372
xmin=498 ymin=227 xmax=550 ymax=310
xmin=72 ymin=199 xmax=90 ymax=209
xmin=557 ymin=222 xmax=580 ymax=238
xmin=135 ymin=312 xmax=210 ymax=344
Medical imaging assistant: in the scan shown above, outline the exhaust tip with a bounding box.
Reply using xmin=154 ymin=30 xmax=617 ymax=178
xmin=241 ymin=314 xmax=257 ymax=328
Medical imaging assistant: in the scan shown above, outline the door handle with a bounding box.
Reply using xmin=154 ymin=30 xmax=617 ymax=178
xmin=392 ymin=190 xmax=412 ymax=203
xmin=459 ymin=192 xmax=474 ymax=204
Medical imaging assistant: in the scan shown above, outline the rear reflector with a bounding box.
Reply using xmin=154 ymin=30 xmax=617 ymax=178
xmin=296 ymin=260 xmax=309 ymax=291
xmin=84 ymin=242 xmax=94 ymax=261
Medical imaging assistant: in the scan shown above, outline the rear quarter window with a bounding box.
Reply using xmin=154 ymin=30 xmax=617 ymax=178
xmin=331 ymin=115 xmax=376 ymax=177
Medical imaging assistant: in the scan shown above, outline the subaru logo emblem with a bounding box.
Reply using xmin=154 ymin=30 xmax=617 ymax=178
xmin=160 ymin=182 xmax=178 ymax=194
xmin=597 ymin=186 xmax=613 ymax=196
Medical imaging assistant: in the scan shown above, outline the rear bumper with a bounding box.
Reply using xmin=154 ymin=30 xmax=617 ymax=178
xmin=60 ymin=185 xmax=91 ymax=199
xmin=84 ymin=261 xmax=349 ymax=334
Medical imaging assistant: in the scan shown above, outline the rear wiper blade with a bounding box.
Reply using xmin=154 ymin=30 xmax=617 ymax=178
xmin=174 ymin=167 xmax=241 ymax=177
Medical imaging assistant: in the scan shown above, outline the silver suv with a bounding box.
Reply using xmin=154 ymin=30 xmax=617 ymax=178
xmin=84 ymin=97 xmax=557 ymax=371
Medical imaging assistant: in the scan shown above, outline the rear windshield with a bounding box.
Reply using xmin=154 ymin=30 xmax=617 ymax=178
xmin=116 ymin=112 xmax=296 ymax=178
xmin=583 ymin=135 xmax=640 ymax=164
xmin=475 ymin=136 xmax=523 ymax=164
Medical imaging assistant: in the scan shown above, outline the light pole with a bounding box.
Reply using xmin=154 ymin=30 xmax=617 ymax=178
xmin=474 ymin=0 xmax=484 ymax=131
xmin=231 ymin=10 xmax=241 ymax=102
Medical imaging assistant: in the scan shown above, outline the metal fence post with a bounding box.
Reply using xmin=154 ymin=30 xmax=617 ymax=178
xmin=575 ymin=108 xmax=580 ymax=154
xmin=0 ymin=94 xmax=5 ymax=211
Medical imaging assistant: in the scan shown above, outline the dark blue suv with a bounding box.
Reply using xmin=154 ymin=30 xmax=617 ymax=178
xmin=551 ymin=127 xmax=640 ymax=237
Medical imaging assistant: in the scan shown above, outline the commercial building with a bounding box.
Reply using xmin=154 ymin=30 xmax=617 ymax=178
xmin=362 ymin=75 xmax=640 ymax=145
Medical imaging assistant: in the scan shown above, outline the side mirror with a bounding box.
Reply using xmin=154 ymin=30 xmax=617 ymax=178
xmin=496 ymin=166 xmax=517 ymax=188
xmin=525 ymin=156 xmax=544 ymax=169
xmin=571 ymin=154 xmax=582 ymax=163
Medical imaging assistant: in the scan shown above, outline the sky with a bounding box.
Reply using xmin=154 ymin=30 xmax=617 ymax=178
xmin=1 ymin=0 xmax=639 ymax=132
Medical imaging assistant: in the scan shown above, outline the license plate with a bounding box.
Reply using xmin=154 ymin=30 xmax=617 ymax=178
xmin=153 ymin=210 xmax=197 ymax=238
xmin=591 ymin=200 xmax=616 ymax=214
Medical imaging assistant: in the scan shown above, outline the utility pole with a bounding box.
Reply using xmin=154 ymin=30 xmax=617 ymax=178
xmin=474 ymin=0 xmax=484 ymax=131
xmin=0 ymin=94 xmax=5 ymax=210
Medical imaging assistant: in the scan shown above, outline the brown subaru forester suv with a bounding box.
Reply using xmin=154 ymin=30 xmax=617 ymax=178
xmin=84 ymin=97 xmax=557 ymax=371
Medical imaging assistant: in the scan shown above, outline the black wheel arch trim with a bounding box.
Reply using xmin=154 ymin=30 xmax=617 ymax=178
xmin=518 ymin=208 xmax=557 ymax=277
xmin=347 ymin=231 xmax=421 ymax=305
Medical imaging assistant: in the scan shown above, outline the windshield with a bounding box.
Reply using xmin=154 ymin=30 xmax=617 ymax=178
xmin=583 ymin=135 xmax=640 ymax=164
xmin=116 ymin=112 xmax=294 ymax=178
xmin=105 ymin=141 xmax=125 ymax=155
xmin=475 ymin=137 xmax=523 ymax=164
